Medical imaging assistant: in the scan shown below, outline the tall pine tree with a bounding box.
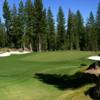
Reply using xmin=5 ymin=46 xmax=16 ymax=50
xmin=41 ymin=9 xmax=48 ymax=51
xmin=47 ymin=7 xmax=55 ymax=51
xmin=3 ymin=0 xmax=11 ymax=46
xmin=11 ymin=4 xmax=18 ymax=48
xmin=57 ymin=6 xmax=66 ymax=50
xmin=72 ymin=14 xmax=79 ymax=50
xmin=18 ymin=0 xmax=26 ymax=50
xmin=67 ymin=9 xmax=73 ymax=50
xmin=25 ymin=0 xmax=34 ymax=51
xmin=76 ymin=10 xmax=85 ymax=50
xmin=86 ymin=11 xmax=97 ymax=51
xmin=33 ymin=0 xmax=45 ymax=52
xmin=96 ymin=2 xmax=100 ymax=50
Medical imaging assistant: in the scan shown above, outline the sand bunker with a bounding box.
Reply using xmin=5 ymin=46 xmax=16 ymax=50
xmin=0 ymin=51 xmax=31 ymax=57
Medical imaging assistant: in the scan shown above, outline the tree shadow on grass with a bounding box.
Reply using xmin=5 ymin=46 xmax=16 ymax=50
xmin=85 ymin=77 xmax=100 ymax=100
xmin=85 ymin=86 xmax=98 ymax=100
xmin=34 ymin=72 xmax=97 ymax=90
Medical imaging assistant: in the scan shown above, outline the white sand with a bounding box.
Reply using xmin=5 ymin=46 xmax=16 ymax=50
xmin=0 ymin=51 xmax=31 ymax=57
xmin=88 ymin=56 xmax=100 ymax=61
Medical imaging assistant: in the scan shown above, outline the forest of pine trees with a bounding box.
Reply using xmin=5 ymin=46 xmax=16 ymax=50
xmin=0 ymin=0 xmax=100 ymax=52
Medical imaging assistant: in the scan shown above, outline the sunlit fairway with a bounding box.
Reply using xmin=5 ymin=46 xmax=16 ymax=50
xmin=0 ymin=51 xmax=97 ymax=100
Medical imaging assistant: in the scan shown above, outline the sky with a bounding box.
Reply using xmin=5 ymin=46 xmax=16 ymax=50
xmin=0 ymin=0 xmax=99 ymax=24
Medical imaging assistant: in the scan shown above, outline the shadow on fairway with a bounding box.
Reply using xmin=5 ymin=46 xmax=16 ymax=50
xmin=85 ymin=86 xmax=98 ymax=100
xmin=34 ymin=72 xmax=97 ymax=90
xmin=85 ymin=76 xmax=100 ymax=100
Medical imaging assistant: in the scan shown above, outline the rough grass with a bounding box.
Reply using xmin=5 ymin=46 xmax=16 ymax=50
xmin=0 ymin=51 xmax=97 ymax=100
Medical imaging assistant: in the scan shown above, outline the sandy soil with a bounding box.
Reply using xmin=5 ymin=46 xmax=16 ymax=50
xmin=85 ymin=68 xmax=100 ymax=76
xmin=0 ymin=51 xmax=31 ymax=57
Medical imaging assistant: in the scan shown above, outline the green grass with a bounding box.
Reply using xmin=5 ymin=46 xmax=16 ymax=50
xmin=0 ymin=51 xmax=97 ymax=100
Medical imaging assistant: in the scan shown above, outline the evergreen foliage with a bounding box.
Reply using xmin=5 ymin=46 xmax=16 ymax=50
xmin=47 ymin=7 xmax=55 ymax=51
xmin=1 ymin=0 xmax=100 ymax=51
xmin=57 ymin=7 xmax=66 ymax=50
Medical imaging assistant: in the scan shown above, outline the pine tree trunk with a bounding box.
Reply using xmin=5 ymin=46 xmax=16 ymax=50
xmin=29 ymin=43 xmax=32 ymax=52
xmin=23 ymin=43 xmax=26 ymax=51
xmin=70 ymin=42 xmax=73 ymax=50
xmin=38 ymin=35 xmax=42 ymax=52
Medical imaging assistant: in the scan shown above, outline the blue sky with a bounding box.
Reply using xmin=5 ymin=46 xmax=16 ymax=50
xmin=0 ymin=0 xmax=99 ymax=23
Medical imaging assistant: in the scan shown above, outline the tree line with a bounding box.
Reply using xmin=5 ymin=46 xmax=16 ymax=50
xmin=0 ymin=0 xmax=100 ymax=52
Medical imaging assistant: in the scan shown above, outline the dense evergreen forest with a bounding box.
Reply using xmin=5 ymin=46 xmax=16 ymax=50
xmin=0 ymin=0 xmax=100 ymax=52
